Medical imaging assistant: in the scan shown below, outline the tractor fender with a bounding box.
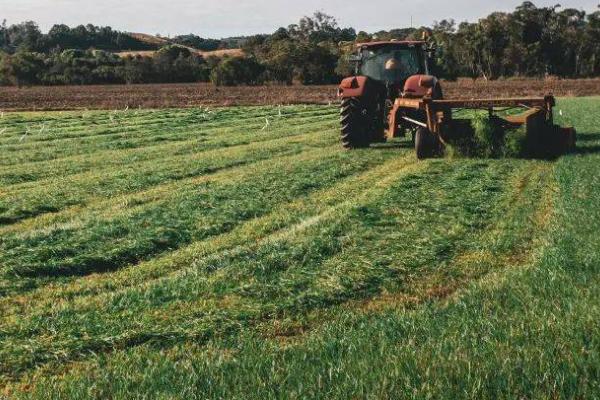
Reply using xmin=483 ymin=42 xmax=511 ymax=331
xmin=338 ymin=76 xmax=371 ymax=98
xmin=403 ymin=75 xmax=442 ymax=99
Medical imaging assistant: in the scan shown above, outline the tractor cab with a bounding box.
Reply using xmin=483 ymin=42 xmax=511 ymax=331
xmin=340 ymin=41 xmax=438 ymax=105
xmin=354 ymin=41 xmax=430 ymax=86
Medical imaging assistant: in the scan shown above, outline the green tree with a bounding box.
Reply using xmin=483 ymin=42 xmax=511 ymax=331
xmin=3 ymin=51 xmax=44 ymax=86
xmin=583 ymin=11 xmax=600 ymax=76
xmin=245 ymin=12 xmax=354 ymax=85
xmin=294 ymin=43 xmax=340 ymax=84
xmin=0 ymin=20 xmax=8 ymax=52
xmin=431 ymin=20 xmax=460 ymax=79
xmin=0 ymin=51 xmax=10 ymax=84
xmin=210 ymin=56 xmax=264 ymax=86
xmin=6 ymin=21 xmax=43 ymax=51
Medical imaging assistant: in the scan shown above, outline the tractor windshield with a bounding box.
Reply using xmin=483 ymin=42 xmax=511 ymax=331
xmin=360 ymin=47 xmax=425 ymax=83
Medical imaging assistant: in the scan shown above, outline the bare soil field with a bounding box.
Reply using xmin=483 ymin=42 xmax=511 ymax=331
xmin=0 ymin=84 xmax=334 ymax=111
xmin=1 ymin=78 xmax=600 ymax=111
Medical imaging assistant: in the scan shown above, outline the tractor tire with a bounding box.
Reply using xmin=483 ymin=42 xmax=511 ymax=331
xmin=340 ymin=97 xmax=371 ymax=149
xmin=415 ymin=127 xmax=437 ymax=160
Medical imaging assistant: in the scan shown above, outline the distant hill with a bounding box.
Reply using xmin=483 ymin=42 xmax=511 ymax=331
xmin=128 ymin=33 xmax=171 ymax=47
xmin=115 ymin=48 xmax=244 ymax=58
xmin=124 ymin=33 xmax=244 ymax=58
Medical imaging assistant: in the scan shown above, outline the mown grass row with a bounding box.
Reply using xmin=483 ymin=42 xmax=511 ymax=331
xmin=0 ymin=115 xmax=338 ymax=185
xmin=1 ymin=98 xmax=599 ymax=398
xmin=0 ymin=105 xmax=331 ymax=141
xmin=0 ymin=144 xmax=398 ymax=280
xmin=0 ymin=156 xmax=535 ymax=381
xmin=0 ymin=107 xmax=334 ymax=151
xmin=0 ymin=106 xmax=337 ymax=167
xmin=0 ymin=125 xmax=338 ymax=224
xmin=0 ymin=155 xmax=413 ymax=309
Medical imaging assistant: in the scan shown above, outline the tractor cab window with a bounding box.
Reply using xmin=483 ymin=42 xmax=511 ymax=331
xmin=360 ymin=47 xmax=424 ymax=83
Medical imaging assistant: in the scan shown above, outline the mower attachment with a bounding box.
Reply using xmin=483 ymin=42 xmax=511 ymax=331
xmin=390 ymin=94 xmax=576 ymax=158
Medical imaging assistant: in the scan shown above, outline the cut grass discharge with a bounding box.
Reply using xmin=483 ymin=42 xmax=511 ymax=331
xmin=445 ymin=113 xmax=567 ymax=160
xmin=0 ymin=99 xmax=599 ymax=399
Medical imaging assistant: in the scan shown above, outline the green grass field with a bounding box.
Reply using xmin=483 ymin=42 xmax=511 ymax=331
xmin=1 ymin=99 xmax=599 ymax=399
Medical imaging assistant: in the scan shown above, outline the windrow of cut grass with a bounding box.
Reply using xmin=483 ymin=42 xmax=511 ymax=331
xmin=0 ymin=116 xmax=338 ymax=185
xmin=0 ymin=106 xmax=336 ymax=170
xmin=0 ymin=156 xmax=543 ymax=382
xmin=0 ymin=105 xmax=332 ymax=142
xmin=0 ymin=125 xmax=339 ymax=224
xmin=0 ymin=155 xmax=411 ymax=305
xmin=0 ymin=144 xmax=398 ymax=282
xmin=1 ymin=98 xmax=600 ymax=398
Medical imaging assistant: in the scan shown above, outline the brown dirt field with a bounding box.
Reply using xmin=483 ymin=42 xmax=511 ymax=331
xmin=446 ymin=77 xmax=600 ymax=99
xmin=0 ymin=84 xmax=336 ymax=111
xmin=1 ymin=78 xmax=600 ymax=112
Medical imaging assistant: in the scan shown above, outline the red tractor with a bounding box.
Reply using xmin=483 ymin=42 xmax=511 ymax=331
xmin=338 ymin=40 xmax=576 ymax=159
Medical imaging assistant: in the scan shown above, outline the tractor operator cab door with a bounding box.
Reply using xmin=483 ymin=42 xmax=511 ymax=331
xmin=359 ymin=46 xmax=428 ymax=85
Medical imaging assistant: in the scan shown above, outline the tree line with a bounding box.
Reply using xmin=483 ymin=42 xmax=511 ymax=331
xmin=429 ymin=2 xmax=600 ymax=79
xmin=0 ymin=21 xmax=155 ymax=53
xmin=1 ymin=2 xmax=600 ymax=87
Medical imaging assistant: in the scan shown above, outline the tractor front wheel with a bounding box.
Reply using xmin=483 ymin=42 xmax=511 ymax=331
xmin=415 ymin=127 xmax=438 ymax=160
xmin=340 ymin=97 xmax=371 ymax=149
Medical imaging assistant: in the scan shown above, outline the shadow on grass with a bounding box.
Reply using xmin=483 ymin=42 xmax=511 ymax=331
xmin=573 ymin=131 xmax=600 ymax=156
xmin=575 ymin=132 xmax=600 ymax=143
xmin=575 ymin=145 xmax=600 ymax=156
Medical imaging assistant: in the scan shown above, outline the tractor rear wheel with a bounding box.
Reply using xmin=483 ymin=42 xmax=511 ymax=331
xmin=340 ymin=97 xmax=371 ymax=149
xmin=415 ymin=127 xmax=437 ymax=160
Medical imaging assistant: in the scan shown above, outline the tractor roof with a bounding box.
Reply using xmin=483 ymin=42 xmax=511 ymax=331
xmin=356 ymin=40 xmax=426 ymax=49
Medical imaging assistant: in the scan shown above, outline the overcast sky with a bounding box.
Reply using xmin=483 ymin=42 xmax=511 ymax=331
xmin=2 ymin=0 xmax=599 ymax=38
